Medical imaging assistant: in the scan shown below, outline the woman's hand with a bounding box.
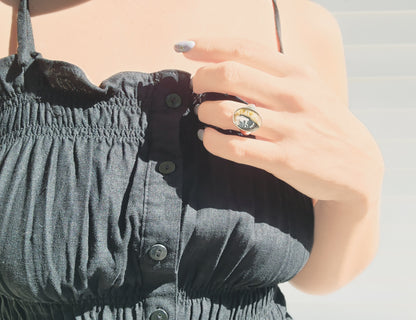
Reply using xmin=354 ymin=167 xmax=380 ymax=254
xmin=175 ymin=38 xmax=384 ymax=208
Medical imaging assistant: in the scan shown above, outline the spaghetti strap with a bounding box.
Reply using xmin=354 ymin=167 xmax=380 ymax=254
xmin=17 ymin=0 xmax=36 ymax=67
xmin=272 ymin=0 xmax=284 ymax=54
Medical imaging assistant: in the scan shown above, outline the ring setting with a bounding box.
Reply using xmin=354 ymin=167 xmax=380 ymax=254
xmin=232 ymin=104 xmax=262 ymax=135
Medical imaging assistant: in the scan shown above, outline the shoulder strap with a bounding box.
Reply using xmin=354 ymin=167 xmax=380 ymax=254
xmin=17 ymin=0 xmax=36 ymax=67
xmin=272 ymin=0 xmax=284 ymax=54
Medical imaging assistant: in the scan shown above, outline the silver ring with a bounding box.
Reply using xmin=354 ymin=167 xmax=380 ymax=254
xmin=232 ymin=104 xmax=262 ymax=134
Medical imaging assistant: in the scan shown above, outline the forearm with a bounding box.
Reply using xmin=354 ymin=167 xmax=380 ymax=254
xmin=289 ymin=193 xmax=381 ymax=295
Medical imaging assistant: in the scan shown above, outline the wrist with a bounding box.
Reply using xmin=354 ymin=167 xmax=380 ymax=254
xmin=319 ymin=188 xmax=382 ymax=220
xmin=331 ymin=162 xmax=385 ymax=217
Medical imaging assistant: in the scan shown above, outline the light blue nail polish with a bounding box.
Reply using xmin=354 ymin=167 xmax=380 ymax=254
xmin=197 ymin=129 xmax=204 ymax=141
xmin=174 ymin=41 xmax=195 ymax=52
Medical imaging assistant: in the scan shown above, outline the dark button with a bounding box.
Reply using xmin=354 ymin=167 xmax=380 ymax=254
xmin=149 ymin=308 xmax=169 ymax=320
xmin=165 ymin=93 xmax=182 ymax=108
xmin=157 ymin=161 xmax=176 ymax=175
xmin=148 ymin=244 xmax=168 ymax=261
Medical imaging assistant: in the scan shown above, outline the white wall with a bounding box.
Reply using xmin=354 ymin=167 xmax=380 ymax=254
xmin=279 ymin=1 xmax=416 ymax=319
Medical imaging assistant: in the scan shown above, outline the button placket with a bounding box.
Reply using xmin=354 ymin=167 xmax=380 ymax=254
xmin=148 ymin=244 xmax=168 ymax=261
xmin=140 ymin=72 xmax=193 ymax=320
xmin=165 ymin=93 xmax=182 ymax=109
xmin=157 ymin=161 xmax=176 ymax=175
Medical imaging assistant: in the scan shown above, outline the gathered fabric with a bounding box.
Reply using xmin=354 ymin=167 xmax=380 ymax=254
xmin=0 ymin=0 xmax=314 ymax=319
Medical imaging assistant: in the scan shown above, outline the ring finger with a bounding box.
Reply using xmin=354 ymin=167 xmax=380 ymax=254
xmin=196 ymin=100 xmax=297 ymax=141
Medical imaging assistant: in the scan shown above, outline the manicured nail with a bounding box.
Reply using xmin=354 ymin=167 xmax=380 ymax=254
xmin=197 ymin=129 xmax=204 ymax=141
xmin=194 ymin=104 xmax=200 ymax=115
xmin=174 ymin=41 xmax=195 ymax=52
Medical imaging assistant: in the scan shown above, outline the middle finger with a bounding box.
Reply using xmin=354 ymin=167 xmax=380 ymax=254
xmin=192 ymin=61 xmax=297 ymax=112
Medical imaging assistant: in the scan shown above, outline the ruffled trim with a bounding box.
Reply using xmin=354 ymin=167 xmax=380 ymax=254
xmin=0 ymin=93 xmax=146 ymax=146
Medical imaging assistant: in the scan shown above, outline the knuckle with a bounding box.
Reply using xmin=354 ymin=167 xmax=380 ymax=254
xmin=230 ymin=41 xmax=255 ymax=59
xmin=270 ymin=142 xmax=292 ymax=170
xmin=203 ymin=40 xmax=216 ymax=53
xmin=229 ymin=139 xmax=247 ymax=159
xmin=191 ymin=63 xmax=215 ymax=93
xmin=291 ymin=63 xmax=317 ymax=79
xmin=302 ymin=64 xmax=318 ymax=78
xmin=281 ymin=85 xmax=307 ymax=111
xmin=218 ymin=101 xmax=234 ymax=119
xmin=217 ymin=61 xmax=241 ymax=86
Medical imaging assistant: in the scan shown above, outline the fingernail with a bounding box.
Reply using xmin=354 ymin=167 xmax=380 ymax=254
xmin=194 ymin=104 xmax=200 ymax=115
xmin=197 ymin=129 xmax=204 ymax=141
xmin=174 ymin=40 xmax=195 ymax=52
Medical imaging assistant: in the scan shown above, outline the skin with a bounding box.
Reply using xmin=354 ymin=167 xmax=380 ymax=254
xmin=0 ymin=0 xmax=385 ymax=295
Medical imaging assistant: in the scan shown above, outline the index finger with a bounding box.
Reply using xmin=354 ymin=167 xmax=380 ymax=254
xmin=175 ymin=37 xmax=302 ymax=77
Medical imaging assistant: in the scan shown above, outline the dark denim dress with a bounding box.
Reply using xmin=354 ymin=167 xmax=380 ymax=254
xmin=0 ymin=0 xmax=314 ymax=319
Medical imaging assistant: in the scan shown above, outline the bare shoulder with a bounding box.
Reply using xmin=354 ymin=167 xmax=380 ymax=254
xmin=273 ymin=0 xmax=345 ymax=51
xmin=273 ymin=0 xmax=349 ymax=107
xmin=0 ymin=1 xmax=14 ymax=57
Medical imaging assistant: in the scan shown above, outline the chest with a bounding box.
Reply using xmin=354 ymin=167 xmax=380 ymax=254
xmin=26 ymin=0 xmax=282 ymax=86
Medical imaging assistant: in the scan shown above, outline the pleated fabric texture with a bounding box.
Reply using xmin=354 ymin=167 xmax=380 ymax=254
xmin=0 ymin=0 xmax=314 ymax=319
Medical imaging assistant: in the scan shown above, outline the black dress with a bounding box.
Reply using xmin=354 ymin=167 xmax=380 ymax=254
xmin=0 ymin=0 xmax=314 ymax=319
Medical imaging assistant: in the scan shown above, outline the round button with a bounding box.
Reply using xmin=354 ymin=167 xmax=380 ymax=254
xmin=149 ymin=308 xmax=169 ymax=320
xmin=157 ymin=161 xmax=176 ymax=175
xmin=148 ymin=244 xmax=168 ymax=261
xmin=165 ymin=93 xmax=182 ymax=108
